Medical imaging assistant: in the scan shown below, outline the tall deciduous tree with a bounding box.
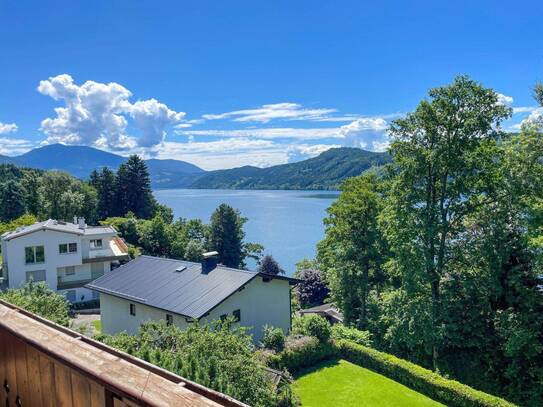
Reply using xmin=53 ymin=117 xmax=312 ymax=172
xmin=115 ymin=155 xmax=156 ymax=219
xmin=318 ymin=173 xmax=384 ymax=328
xmin=383 ymin=76 xmax=511 ymax=369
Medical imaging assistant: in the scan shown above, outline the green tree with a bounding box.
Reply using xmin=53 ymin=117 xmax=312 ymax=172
xmin=0 ymin=179 xmax=26 ymax=221
xmin=58 ymin=190 xmax=85 ymax=221
xmin=257 ymin=254 xmax=284 ymax=275
xmin=137 ymin=215 xmax=172 ymax=256
xmin=91 ymin=167 xmax=117 ymax=219
xmin=209 ymin=204 xmax=246 ymax=268
xmin=0 ymin=281 xmax=70 ymax=326
xmin=115 ymin=155 xmax=156 ymax=219
xmin=383 ymin=76 xmax=511 ymax=368
xmin=318 ymin=174 xmax=385 ymax=329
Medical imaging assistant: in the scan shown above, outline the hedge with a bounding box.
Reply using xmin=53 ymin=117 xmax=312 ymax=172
xmin=335 ymin=340 xmax=516 ymax=407
xmin=267 ymin=336 xmax=337 ymax=373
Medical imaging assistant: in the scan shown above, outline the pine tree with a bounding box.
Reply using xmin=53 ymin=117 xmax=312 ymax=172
xmin=0 ymin=180 xmax=26 ymax=221
xmin=209 ymin=204 xmax=246 ymax=268
xmin=115 ymin=155 xmax=156 ymax=218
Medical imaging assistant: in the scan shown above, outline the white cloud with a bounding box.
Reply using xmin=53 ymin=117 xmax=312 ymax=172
xmin=0 ymin=137 xmax=35 ymax=155
xmin=286 ymin=144 xmax=339 ymax=163
xmin=179 ymin=127 xmax=342 ymax=140
xmin=0 ymin=122 xmax=18 ymax=134
xmin=202 ymin=102 xmax=337 ymax=123
xmin=497 ymin=93 xmax=514 ymax=106
xmin=38 ymin=74 xmax=184 ymax=149
xmin=338 ymin=118 xmax=389 ymax=150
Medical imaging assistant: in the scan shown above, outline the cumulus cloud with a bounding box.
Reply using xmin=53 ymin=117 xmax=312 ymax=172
xmin=0 ymin=122 xmax=18 ymax=134
xmin=496 ymin=93 xmax=514 ymax=106
xmin=38 ymin=74 xmax=184 ymax=149
xmin=202 ymin=102 xmax=337 ymax=123
xmin=338 ymin=118 xmax=389 ymax=150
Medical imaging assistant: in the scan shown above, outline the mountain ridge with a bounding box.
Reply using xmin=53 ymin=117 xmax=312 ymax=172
xmin=0 ymin=144 xmax=390 ymax=190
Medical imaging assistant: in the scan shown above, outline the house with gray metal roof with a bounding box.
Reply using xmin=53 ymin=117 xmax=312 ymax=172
xmin=87 ymin=253 xmax=300 ymax=342
xmin=1 ymin=217 xmax=129 ymax=303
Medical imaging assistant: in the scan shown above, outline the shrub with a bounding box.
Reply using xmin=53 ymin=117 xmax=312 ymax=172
xmin=292 ymin=315 xmax=331 ymax=342
xmin=99 ymin=319 xmax=297 ymax=407
xmin=336 ymin=340 xmax=515 ymax=407
xmin=267 ymin=336 xmax=338 ymax=373
xmin=0 ymin=281 xmax=70 ymax=326
xmin=331 ymin=324 xmax=372 ymax=346
xmin=261 ymin=325 xmax=286 ymax=351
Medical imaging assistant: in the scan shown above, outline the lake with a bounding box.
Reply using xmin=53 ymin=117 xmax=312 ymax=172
xmin=154 ymin=189 xmax=339 ymax=275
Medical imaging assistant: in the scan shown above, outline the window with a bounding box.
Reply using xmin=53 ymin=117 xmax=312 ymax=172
xmin=65 ymin=290 xmax=76 ymax=303
xmin=90 ymin=239 xmax=103 ymax=249
xmin=232 ymin=309 xmax=241 ymax=322
xmin=166 ymin=314 xmax=173 ymax=326
xmin=220 ymin=314 xmax=227 ymax=321
xmin=130 ymin=303 xmax=136 ymax=316
xmin=65 ymin=266 xmax=75 ymax=276
xmin=25 ymin=246 xmax=45 ymax=264
xmin=60 ymin=243 xmax=78 ymax=254
xmin=25 ymin=269 xmax=46 ymax=283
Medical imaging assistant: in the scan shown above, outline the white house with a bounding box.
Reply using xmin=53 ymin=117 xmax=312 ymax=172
xmin=1 ymin=218 xmax=129 ymax=303
xmin=87 ymin=253 xmax=300 ymax=342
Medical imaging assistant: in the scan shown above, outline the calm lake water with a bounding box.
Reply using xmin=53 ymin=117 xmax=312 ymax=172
xmin=154 ymin=189 xmax=339 ymax=275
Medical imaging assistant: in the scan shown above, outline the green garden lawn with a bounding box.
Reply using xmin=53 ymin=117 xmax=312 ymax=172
xmin=293 ymin=359 xmax=444 ymax=407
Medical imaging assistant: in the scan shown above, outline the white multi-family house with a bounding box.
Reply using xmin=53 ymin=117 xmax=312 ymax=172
xmin=87 ymin=252 xmax=300 ymax=343
xmin=1 ymin=218 xmax=129 ymax=303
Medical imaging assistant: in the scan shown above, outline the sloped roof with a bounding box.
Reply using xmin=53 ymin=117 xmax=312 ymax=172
xmin=87 ymin=256 xmax=262 ymax=319
xmin=1 ymin=219 xmax=116 ymax=241
xmin=299 ymin=303 xmax=343 ymax=323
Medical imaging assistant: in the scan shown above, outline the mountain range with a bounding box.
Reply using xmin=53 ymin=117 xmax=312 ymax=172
xmin=0 ymin=144 xmax=390 ymax=190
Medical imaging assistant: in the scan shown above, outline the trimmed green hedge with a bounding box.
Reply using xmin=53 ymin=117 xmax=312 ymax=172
xmin=267 ymin=336 xmax=337 ymax=373
xmin=336 ymin=340 xmax=516 ymax=407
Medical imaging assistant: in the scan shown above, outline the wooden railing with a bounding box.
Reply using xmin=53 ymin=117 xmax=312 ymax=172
xmin=0 ymin=300 xmax=247 ymax=407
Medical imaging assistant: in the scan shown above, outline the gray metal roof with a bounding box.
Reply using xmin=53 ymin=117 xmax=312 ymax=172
xmin=87 ymin=255 xmax=261 ymax=319
xmin=1 ymin=219 xmax=116 ymax=241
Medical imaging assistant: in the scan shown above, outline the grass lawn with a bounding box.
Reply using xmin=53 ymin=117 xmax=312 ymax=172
xmin=91 ymin=319 xmax=101 ymax=333
xmin=293 ymin=359 xmax=444 ymax=407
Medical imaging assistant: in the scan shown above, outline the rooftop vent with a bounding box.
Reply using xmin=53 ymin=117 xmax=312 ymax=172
xmin=175 ymin=266 xmax=187 ymax=273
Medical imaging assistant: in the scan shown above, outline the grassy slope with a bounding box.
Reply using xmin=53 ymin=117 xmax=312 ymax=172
xmin=293 ymin=359 xmax=444 ymax=407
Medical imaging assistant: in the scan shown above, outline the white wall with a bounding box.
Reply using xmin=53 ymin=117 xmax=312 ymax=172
xmin=99 ymin=276 xmax=292 ymax=343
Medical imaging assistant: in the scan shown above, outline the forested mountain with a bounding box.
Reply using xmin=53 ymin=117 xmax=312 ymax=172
xmin=190 ymin=148 xmax=391 ymax=190
xmin=0 ymin=145 xmax=390 ymax=190
xmin=0 ymin=144 xmax=204 ymax=187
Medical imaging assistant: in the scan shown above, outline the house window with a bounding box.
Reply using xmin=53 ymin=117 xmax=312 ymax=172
xmin=65 ymin=266 xmax=75 ymax=276
xmin=65 ymin=290 xmax=76 ymax=303
xmin=232 ymin=309 xmax=241 ymax=322
xmin=130 ymin=303 xmax=136 ymax=316
xmin=25 ymin=246 xmax=45 ymax=264
xmin=166 ymin=314 xmax=173 ymax=326
xmin=90 ymin=239 xmax=103 ymax=249
xmin=220 ymin=314 xmax=227 ymax=321
xmin=25 ymin=269 xmax=46 ymax=283
xmin=59 ymin=243 xmax=78 ymax=254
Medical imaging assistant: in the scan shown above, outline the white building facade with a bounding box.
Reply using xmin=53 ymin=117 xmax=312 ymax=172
xmin=1 ymin=218 xmax=129 ymax=303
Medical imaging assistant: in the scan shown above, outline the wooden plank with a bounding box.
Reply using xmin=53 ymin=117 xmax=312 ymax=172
xmin=54 ymin=362 xmax=74 ymax=407
xmin=71 ymin=371 xmax=91 ymax=406
xmin=13 ymin=338 xmax=30 ymax=406
xmin=0 ymin=331 xmax=8 ymax=406
xmin=89 ymin=381 xmax=105 ymax=407
xmin=4 ymin=333 xmax=18 ymax=406
xmin=26 ymin=345 xmax=44 ymax=407
xmin=39 ymin=353 xmax=57 ymax=407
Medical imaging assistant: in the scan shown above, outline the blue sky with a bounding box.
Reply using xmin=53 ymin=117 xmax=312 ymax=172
xmin=0 ymin=1 xmax=542 ymax=169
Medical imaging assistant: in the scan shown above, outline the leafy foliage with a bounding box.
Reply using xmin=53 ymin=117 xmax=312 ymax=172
xmin=331 ymin=324 xmax=372 ymax=347
xmin=261 ymin=325 xmax=286 ymax=351
xmin=98 ymin=320 xmax=296 ymax=406
xmin=292 ymin=315 xmax=332 ymax=343
xmin=0 ymin=281 xmax=70 ymax=326
xmin=294 ymin=260 xmax=329 ymax=308
xmin=257 ymin=254 xmax=285 ymax=275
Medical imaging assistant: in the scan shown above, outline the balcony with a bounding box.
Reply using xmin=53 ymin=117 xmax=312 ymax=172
xmin=83 ymin=237 xmax=130 ymax=264
xmin=57 ymin=276 xmax=94 ymax=290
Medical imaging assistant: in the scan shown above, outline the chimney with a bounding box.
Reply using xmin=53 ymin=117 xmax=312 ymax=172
xmin=78 ymin=217 xmax=86 ymax=230
xmin=201 ymin=251 xmax=219 ymax=274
